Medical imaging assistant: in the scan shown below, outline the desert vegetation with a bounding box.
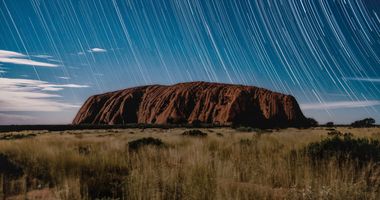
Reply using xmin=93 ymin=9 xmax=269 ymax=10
xmin=0 ymin=127 xmax=380 ymax=199
xmin=351 ymin=118 xmax=376 ymax=128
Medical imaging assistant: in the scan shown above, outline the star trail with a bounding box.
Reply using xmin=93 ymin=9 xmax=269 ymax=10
xmin=0 ymin=0 xmax=379 ymax=124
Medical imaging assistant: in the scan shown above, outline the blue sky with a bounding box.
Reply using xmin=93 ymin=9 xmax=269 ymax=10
xmin=0 ymin=0 xmax=379 ymax=125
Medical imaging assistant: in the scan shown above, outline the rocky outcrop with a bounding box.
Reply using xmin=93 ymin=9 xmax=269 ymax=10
xmin=73 ymin=82 xmax=309 ymax=128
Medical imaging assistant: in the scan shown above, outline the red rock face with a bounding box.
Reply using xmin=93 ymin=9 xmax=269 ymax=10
xmin=73 ymin=82 xmax=308 ymax=127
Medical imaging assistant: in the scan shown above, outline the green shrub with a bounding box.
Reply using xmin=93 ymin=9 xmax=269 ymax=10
xmin=326 ymin=130 xmax=352 ymax=137
xmin=128 ymin=137 xmax=165 ymax=151
xmin=305 ymin=136 xmax=380 ymax=165
xmin=182 ymin=130 xmax=207 ymax=137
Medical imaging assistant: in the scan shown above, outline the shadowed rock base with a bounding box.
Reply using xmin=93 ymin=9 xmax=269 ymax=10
xmin=73 ymin=82 xmax=309 ymax=128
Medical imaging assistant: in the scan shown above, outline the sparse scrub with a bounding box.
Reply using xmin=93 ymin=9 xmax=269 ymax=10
xmin=327 ymin=130 xmax=353 ymax=137
xmin=0 ymin=127 xmax=379 ymax=199
xmin=0 ymin=133 xmax=37 ymax=140
xmin=327 ymin=130 xmax=342 ymax=136
xmin=234 ymin=126 xmax=273 ymax=134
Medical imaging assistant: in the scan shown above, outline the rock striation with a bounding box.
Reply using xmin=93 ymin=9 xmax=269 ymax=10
xmin=73 ymin=82 xmax=309 ymax=128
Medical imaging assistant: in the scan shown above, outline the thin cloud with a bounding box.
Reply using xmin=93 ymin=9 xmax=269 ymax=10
xmin=300 ymin=100 xmax=380 ymax=110
xmin=47 ymin=58 xmax=62 ymax=63
xmin=88 ymin=48 xmax=107 ymax=53
xmin=0 ymin=77 xmax=88 ymax=112
xmin=0 ymin=50 xmax=58 ymax=67
xmin=41 ymin=83 xmax=88 ymax=91
xmin=33 ymin=55 xmax=53 ymax=59
xmin=93 ymin=73 xmax=104 ymax=76
xmin=58 ymin=76 xmax=71 ymax=80
xmin=343 ymin=77 xmax=380 ymax=83
xmin=0 ymin=113 xmax=35 ymax=125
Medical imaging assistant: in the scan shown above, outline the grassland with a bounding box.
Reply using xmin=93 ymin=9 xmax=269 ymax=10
xmin=0 ymin=127 xmax=380 ymax=199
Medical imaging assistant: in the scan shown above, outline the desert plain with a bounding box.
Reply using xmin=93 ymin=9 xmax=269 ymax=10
xmin=0 ymin=126 xmax=379 ymax=199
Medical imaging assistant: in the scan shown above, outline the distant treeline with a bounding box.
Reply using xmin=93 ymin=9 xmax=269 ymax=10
xmin=0 ymin=119 xmax=378 ymax=133
xmin=0 ymin=123 xmax=228 ymax=133
xmin=322 ymin=118 xmax=377 ymax=128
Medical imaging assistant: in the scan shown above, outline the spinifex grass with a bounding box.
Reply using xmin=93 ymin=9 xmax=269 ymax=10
xmin=0 ymin=127 xmax=379 ymax=199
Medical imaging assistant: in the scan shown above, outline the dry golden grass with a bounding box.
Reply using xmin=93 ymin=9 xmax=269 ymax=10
xmin=0 ymin=127 xmax=380 ymax=199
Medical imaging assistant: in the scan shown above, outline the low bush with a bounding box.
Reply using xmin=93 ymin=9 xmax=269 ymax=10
xmin=0 ymin=154 xmax=23 ymax=178
xmin=128 ymin=137 xmax=165 ymax=151
xmin=235 ymin=126 xmax=255 ymax=132
xmin=305 ymin=135 xmax=380 ymax=165
xmin=80 ymin=165 xmax=128 ymax=199
xmin=182 ymin=130 xmax=207 ymax=137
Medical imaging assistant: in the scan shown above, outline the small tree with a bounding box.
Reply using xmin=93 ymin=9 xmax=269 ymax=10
xmin=351 ymin=118 xmax=376 ymax=128
xmin=325 ymin=122 xmax=334 ymax=127
xmin=307 ymin=118 xmax=319 ymax=127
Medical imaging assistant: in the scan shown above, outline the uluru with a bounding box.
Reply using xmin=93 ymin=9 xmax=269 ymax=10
xmin=73 ymin=82 xmax=309 ymax=128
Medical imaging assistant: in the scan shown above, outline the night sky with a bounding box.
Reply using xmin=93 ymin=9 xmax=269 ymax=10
xmin=0 ymin=0 xmax=379 ymax=125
